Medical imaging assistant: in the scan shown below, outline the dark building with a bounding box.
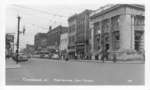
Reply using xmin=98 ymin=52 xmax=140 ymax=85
xmin=68 ymin=9 xmax=93 ymax=59
xmin=34 ymin=33 xmax=48 ymax=51
xmin=34 ymin=25 xmax=68 ymax=53
xmin=47 ymin=25 xmax=68 ymax=50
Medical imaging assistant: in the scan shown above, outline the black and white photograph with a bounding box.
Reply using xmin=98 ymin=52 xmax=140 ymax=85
xmin=2 ymin=0 xmax=149 ymax=89
xmin=5 ymin=3 xmax=145 ymax=85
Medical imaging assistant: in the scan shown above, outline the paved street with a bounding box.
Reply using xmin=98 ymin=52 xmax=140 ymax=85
xmin=6 ymin=58 xmax=144 ymax=85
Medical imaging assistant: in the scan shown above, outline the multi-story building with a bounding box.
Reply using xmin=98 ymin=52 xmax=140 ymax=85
xmin=68 ymin=9 xmax=92 ymax=59
xmin=47 ymin=25 xmax=68 ymax=50
xmin=34 ymin=33 xmax=48 ymax=51
xmin=90 ymin=4 xmax=145 ymax=60
xmin=76 ymin=10 xmax=92 ymax=59
xmin=68 ymin=14 xmax=78 ymax=59
xmin=34 ymin=25 xmax=68 ymax=54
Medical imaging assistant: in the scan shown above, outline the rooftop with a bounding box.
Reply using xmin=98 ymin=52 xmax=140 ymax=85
xmin=90 ymin=4 xmax=145 ymax=18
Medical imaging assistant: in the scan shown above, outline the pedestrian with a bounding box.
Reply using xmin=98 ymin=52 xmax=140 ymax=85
xmin=65 ymin=54 xmax=69 ymax=61
xmin=101 ymin=51 xmax=105 ymax=63
xmin=112 ymin=53 xmax=117 ymax=63
xmin=101 ymin=49 xmax=109 ymax=63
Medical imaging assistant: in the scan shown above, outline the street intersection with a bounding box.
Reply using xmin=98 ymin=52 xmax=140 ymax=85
xmin=6 ymin=58 xmax=144 ymax=85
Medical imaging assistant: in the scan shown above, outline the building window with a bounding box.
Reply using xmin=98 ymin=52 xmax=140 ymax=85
xmin=102 ymin=19 xmax=109 ymax=32
xmin=134 ymin=31 xmax=144 ymax=51
xmin=104 ymin=33 xmax=109 ymax=42
xmin=111 ymin=15 xmax=120 ymax=31
xmin=134 ymin=15 xmax=144 ymax=26
xmin=112 ymin=31 xmax=120 ymax=50
xmin=113 ymin=31 xmax=120 ymax=40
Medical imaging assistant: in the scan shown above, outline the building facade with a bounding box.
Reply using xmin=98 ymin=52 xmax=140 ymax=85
xmin=47 ymin=25 xmax=68 ymax=50
xmin=6 ymin=34 xmax=15 ymax=57
xmin=68 ymin=14 xmax=78 ymax=59
xmin=90 ymin=4 xmax=145 ymax=60
xmin=59 ymin=33 xmax=69 ymax=59
xmin=34 ymin=25 xmax=68 ymax=54
xmin=34 ymin=33 xmax=48 ymax=51
xmin=68 ymin=10 xmax=92 ymax=59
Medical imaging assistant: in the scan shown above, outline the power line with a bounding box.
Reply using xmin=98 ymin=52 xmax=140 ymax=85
xmin=10 ymin=5 xmax=68 ymax=27
xmin=12 ymin=5 xmax=68 ymax=18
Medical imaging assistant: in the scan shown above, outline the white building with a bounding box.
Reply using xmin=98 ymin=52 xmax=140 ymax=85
xmin=59 ymin=33 xmax=69 ymax=59
xmin=90 ymin=4 xmax=145 ymax=60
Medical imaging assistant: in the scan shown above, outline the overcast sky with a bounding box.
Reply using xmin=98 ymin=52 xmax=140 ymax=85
xmin=5 ymin=0 xmax=145 ymax=49
xmin=6 ymin=4 xmax=104 ymax=49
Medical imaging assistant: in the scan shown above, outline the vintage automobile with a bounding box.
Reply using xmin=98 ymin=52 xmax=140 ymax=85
xmin=51 ymin=53 xmax=59 ymax=60
xmin=13 ymin=53 xmax=28 ymax=62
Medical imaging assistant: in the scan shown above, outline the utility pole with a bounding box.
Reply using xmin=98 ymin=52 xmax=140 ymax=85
xmin=16 ymin=16 xmax=21 ymax=64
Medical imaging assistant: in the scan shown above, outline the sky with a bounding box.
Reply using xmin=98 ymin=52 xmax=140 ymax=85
xmin=6 ymin=4 xmax=103 ymax=49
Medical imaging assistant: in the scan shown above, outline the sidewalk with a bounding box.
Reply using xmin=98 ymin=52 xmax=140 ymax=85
xmin=68 ymin=59 xmax=145 ymax=64
xmin=6 ymin=58 xmax=21 ymax=69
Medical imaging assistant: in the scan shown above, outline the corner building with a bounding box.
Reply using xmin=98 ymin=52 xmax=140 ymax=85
xmin=90 ymin=4 xmax=145 ymax=60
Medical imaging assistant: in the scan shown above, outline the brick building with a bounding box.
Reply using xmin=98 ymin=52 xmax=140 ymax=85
xmin=90 ymin=4 xmax=145 ymax=60
xmin=34 ymin=25 xmax=68 ymax=53
xmin=34 ymin=33 xmax=48 ymax=51
xmin=47 ymin=25 xmax=68 ymax=50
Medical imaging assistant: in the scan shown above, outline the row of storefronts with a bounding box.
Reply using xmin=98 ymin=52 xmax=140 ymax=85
xmin=33 ymin=4 xmax=145 ymax=61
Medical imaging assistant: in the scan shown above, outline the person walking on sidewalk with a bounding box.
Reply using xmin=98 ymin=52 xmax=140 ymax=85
xmin=101 ymin=49 xmax=109 ymax=63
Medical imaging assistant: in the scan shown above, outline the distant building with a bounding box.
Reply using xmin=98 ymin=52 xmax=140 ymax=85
xmin=34 ymin=25 xmax=68 ymax=53
xmin=24 ymin=44 xmax=35 ymax=54
xmin=34 ymin=33 xmax=48 ymax=51
xmin=90 ymin=4 xmax=145 ymax=60
xmin=68 ymin=9 xmax=93 ymax=59
xmin=47 ymin=25 xmax=68 ymax=50
xmin=6 ymin=34 xmax=14 ymax=57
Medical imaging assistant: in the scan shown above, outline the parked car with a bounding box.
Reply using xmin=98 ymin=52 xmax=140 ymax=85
xmin=51 ymin=54 xmax=59 ymax=60
xmin=13 ymin=53 xmax=28 ymax=62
